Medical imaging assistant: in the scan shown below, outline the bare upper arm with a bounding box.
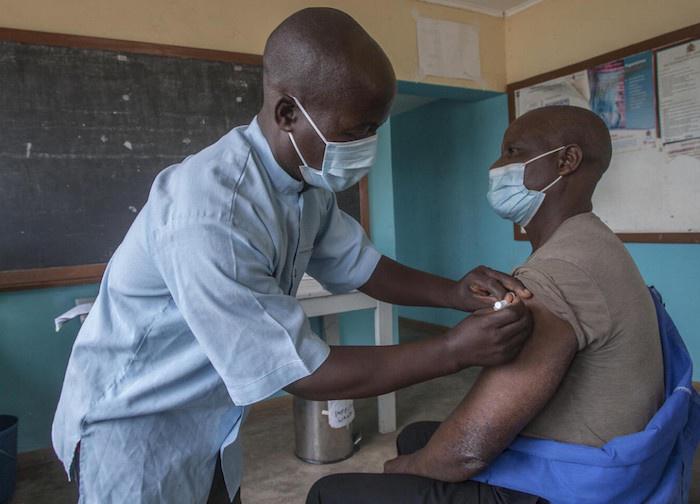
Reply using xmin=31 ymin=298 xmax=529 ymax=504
xmin=421 ymin=299 xmax=578 ymax=477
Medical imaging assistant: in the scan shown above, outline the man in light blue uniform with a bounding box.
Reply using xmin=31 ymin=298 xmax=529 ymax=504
xmin=53 ymin=8 xmax=533 ymax=503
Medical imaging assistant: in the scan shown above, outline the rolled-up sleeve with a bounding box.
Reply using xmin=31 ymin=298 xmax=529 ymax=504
xmin=306 ymin=193 xmax=381 ymax=294
xmin=514 ymin=258 xmax=612 ymax=351
xmin=153 ymin=216 xmax=330 ymax=406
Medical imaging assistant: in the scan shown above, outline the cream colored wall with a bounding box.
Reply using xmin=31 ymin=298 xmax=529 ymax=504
xmin=4 ymin=0 xmax=696 ymax=94
xmin=0 ymin=0 xmax=506 ymax=91
xmin=506 ymin=0 xmax=700 ymax=84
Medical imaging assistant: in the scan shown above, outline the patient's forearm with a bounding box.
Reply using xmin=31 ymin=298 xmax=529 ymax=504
xmin=406 ymin=416 xmax=496 ymax=482
xmin=405 ymin=445 xmax=488 ymax=482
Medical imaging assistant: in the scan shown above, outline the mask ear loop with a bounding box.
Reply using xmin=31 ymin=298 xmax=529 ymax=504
xmin=525 ymin=145 xmax=567 ymax=193
xmin=541 ymin=175 xmax=563 ymax=193
xmin=290 ymin=96 xmax=329 ymax=145
xmin=288 ymin=132 xmax=309 ymax=167
xmin=525 ymin=145 xmax=567 ymax=165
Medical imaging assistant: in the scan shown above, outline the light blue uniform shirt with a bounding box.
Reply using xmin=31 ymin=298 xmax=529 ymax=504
xmin=52 ymin=118 xmax=381 ymax=503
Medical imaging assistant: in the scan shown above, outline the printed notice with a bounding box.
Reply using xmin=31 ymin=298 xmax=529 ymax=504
xmin=417 ymin=16 xmax=480 ymax=81
xmin=657 ymin=40 xmax=700 ymax=146
xmin=515 ymin=71 xmax=591 ymax=118
xmin=588 ymin=50 xmax=658 ymax=154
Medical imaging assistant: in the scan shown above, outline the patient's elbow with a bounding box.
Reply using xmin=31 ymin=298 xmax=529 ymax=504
xmin=442 ymin=455 xmax=488 ymax=482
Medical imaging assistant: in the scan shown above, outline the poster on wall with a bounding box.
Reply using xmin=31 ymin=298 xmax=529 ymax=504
xmin=514 ymin=71 xmax=590 ymax=117
xmin=416 ymin=16 xmax=481 ymax=81
xmin=515 ymin=51 xmax=658 ymax=155
xmin=588 ymin=50 xmax=658 ymax=153
xmin=657 ymin=39 xmax=700 ymax=161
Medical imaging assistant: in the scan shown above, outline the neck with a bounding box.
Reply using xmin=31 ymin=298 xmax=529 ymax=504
xmin=257 ymin=110 xmax=304 ymax=181
xmin=525 ymin=201 xmax=592 ymax=251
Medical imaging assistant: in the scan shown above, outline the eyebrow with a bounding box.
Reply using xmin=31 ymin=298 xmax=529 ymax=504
xmin=352 ymin=121 xmax=379 ymax=130
xmin=504 ymin=138 xmax=529 ymax=149
xmin=342 ymin=122 xmax=379 ymax=137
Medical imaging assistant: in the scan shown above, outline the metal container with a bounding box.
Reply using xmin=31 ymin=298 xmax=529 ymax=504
xmin=0 ymin=415 xmax=17 ymax=504
xmin=293 ymin=397 xmax=356 ymax=464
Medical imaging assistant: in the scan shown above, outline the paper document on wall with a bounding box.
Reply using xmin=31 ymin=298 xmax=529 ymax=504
xmin=515 ymin=71 xmax=591 ymax=117
xmin=323 ymin=400 xmax=355 ymax=429
xmin=416 ymin=17 xmax=480 ymax=81
xmin=589 ymin=50 xmax=658 ymax=154
xmin=516 ymin=52 xmax=659 ymax=155
xmin=657 ymin=40 xmax=700 ymax=150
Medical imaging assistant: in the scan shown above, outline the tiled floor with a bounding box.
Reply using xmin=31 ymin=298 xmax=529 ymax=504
xmin=10 ymin=321 xmax=700 ymax=503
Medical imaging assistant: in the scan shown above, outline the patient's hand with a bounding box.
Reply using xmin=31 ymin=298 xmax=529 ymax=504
xmin=383 ymin=454 xmax=414 ymax=474
xmin=451 ymin=266 xmax=532 ymax=312
xmin=384 ymin=450 xmax=486 ymax=482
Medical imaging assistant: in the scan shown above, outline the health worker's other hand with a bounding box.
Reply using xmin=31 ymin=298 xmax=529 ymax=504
xmin=450 ymin=266 xmax=532 ymax=312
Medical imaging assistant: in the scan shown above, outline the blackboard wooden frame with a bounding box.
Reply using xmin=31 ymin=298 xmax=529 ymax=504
xmin=0 ymin=28 xmax=371 ymax=291
xmin=507 ymin=22 xmax=700 ymax=244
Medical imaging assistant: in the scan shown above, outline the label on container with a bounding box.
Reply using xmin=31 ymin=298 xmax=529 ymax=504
xmin=325 ymin=400 xmax=355 ymax=429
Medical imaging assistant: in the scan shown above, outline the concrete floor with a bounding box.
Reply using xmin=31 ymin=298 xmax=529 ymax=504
xmin=10 ymin=321 xmax=700 ymax=503
xmin=239 ymin=368 xmax=480 ymax=503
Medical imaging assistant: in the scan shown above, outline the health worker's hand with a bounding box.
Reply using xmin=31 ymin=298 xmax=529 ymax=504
xmin=445 ymin=294 xmax=533 ymax=368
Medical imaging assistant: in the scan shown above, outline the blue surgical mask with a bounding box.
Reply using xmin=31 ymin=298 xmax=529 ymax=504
xmin=487 ymin=146 xmax=566 ymax=227
xmin=288 ymin=96 xmax=378 ymax=192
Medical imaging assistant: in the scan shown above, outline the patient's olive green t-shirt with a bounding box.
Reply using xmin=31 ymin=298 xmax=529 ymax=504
xmin=515 ymin=212 xmax=664 ymax=447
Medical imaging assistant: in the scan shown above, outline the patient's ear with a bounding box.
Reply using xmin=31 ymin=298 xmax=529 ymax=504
xmin=557 ymin=144 xmax=583 ymax=176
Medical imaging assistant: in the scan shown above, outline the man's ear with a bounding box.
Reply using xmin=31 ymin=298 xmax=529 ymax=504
xmin=274 ymin=96 xmax=298 ymax=132
xmin=558 ymin=144 xmax=583 ymax=176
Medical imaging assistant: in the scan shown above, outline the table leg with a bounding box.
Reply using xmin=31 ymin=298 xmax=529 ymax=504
xmin=322 ymin=314 xmax=341 ymax=345
xmin=375 ymin=301 xmax=396 ymax=434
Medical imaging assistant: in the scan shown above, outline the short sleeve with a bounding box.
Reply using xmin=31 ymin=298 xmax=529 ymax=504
xmin=153 ymin=216 xmax=330 ymax=406
xmin=306 ymin=193 xmax=381 ymax=294
xmin=514 ymin=258 xmax=612 ymax=350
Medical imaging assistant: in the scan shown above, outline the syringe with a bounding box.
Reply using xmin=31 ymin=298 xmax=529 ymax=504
xmin=493 ymin=299 xmax=511 ymax=311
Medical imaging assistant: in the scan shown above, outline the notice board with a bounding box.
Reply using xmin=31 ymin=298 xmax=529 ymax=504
xmin=507 ymin=23 xmax=700 ymax=243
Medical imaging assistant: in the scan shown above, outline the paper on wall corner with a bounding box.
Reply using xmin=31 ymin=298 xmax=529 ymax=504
xmin=416 ymin=16 xmax=481 ymax=81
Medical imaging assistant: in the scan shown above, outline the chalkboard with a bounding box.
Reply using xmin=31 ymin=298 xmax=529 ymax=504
xmin=0 ymin=29 xmax=368 ymax=290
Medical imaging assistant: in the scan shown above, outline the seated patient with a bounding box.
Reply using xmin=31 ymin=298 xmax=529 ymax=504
xmin=306 ymin=106 xmax=665 ymax=504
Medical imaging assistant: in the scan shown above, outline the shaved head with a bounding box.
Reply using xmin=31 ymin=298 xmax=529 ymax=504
xmin=263 ymin=8 xmax=395 ymax=106
xmin=490 ymin=106 xmax=614 ymax=242
xmin=510 ymin=106 xmax=613 ymax=177
xmin=258 ymin=8 xmax=396 ymax=182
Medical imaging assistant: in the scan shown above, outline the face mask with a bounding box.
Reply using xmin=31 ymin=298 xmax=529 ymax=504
xmin=287 ymin=96 xmax=378 ymax=192
xmin=487 ymin=146 xmax=566 ymax=227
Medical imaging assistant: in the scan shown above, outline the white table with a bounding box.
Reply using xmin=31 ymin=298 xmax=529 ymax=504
xmin=296 ymin=274 xmax=396 ymax=434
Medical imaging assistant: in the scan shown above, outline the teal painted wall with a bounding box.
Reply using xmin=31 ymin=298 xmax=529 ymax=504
xmin=337 ymin=119 xmax=399 ymax=348
xmin=1 ymin=283 xmax=99 ymax=452
xmin=390 ymin=93 xmax=700 ymax=381
xmin=392 ymin=94 xmax=528 ymax=327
